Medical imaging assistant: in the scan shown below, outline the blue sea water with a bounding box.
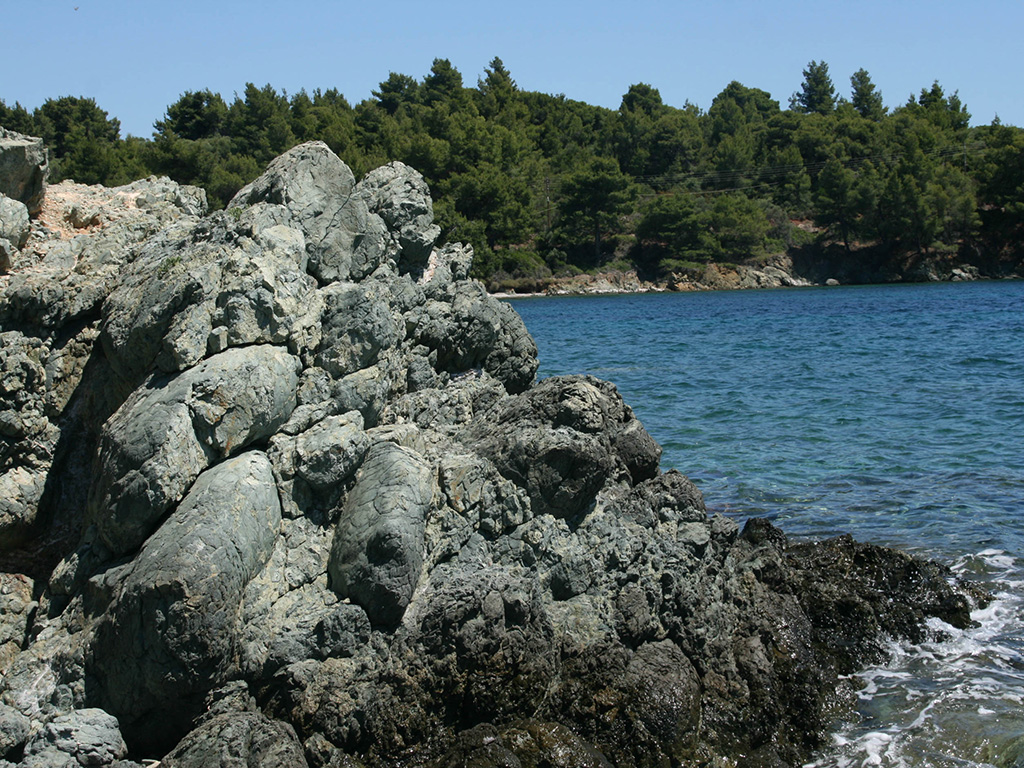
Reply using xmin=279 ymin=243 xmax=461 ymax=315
xmin=509 ymin=281 xmax=1024 ymax=767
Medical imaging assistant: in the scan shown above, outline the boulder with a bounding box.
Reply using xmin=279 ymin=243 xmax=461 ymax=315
xmin=407 ymin=280 xmax=538 ymax=394
xmin=20 ymin=708 xmax=127 ymax=768
xmin=87 ymin=344 xmax=299 ymax=556
xmin=463 ymin=375 xmax=661 ymax=518
xmin=230 ymin=141 xmax=388 ymax=284
xmin=160 ymin=711 xmax=308 ymax=768
xmin=100 ymin=213 xmax=319 ymax=383
xmin=88 ymin=451 xmax=282 ymax=753
xmin=327 ymin=441 xmax=434 ymax=627
xmin=0 ymin=129 xmax=47 ymax=215
xmin=354 ymin=160 xmax=440 ymax=274
xmin=0 ymin=194 xmax=29 ymax=254
xmin=0 ymin=703 xmax=30 ymax=760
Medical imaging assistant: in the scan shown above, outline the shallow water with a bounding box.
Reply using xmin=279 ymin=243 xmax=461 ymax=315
xmin=510 ymin=281 xmax=1024 ymax=767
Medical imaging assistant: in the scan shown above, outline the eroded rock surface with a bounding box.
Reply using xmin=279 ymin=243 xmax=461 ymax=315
xmin=0 ymin=139 xmax=986 ymax=768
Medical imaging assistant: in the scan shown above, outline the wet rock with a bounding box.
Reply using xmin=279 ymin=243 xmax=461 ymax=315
xmin=499 ymin=721 xmax=612 ymax=768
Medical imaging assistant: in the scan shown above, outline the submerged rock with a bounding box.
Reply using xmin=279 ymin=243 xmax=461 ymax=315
xmin=0 ymin=139 xmax=987 ymax=768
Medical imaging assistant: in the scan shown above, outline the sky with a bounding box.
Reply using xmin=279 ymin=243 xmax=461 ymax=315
xmin=3 ymin=0 xmax=1021 ymax=138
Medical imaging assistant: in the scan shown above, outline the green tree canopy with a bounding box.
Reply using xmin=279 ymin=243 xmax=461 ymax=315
xmin=791 ymin=60 xmax=837 ymax=115
xmin=156 ymin=90 xmax=228 ymax=140
xmin=850 ymin=68 xmax=886 ymax=121
xmin=373 ymin=72 xmax=420 ymax=115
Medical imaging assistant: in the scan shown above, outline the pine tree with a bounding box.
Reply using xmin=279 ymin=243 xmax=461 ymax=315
xmin=790 ymin=61 xmax=836 ymax=115
xmin=850 ymin=69 xmax=886 ymax=121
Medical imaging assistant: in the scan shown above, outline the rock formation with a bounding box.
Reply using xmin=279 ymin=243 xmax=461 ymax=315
xmin=0 ymin=140 xmax=986 ymax=767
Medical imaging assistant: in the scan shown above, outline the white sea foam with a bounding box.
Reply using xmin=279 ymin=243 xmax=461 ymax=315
xmin=808 ymin=552 xmax=1024 ymax=767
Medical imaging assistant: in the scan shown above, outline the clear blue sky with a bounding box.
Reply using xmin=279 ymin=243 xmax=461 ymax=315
xmin=3 ymin=0 xmax=1020 ymax=137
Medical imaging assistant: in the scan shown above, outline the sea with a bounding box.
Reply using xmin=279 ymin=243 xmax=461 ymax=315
xmin=508 ymin=280 xmax=1024 ymax=768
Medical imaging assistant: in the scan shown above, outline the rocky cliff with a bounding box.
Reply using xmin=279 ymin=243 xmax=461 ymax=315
xmin=0 ymin=140 xmax=985 ymax=768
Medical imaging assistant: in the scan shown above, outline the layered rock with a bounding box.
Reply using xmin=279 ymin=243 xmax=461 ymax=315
xmin=0 ymin=140 xmax=986 ymax=768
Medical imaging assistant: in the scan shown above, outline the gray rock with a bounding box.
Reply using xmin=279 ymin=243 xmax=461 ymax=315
xmin=88 ymin=344 xmax=299 ymax=555
xmin=463 ymin=376 xmax=661 ymax=518
xmin=0 ymin=194 xmax=29 ymax=253
xmin=328 ymin=441 xmax=434 ymax=627
xmin=315 ymin=279 xmax=403 ymax=379
xmin=100 ymin=216 xmax=320 ymax=382
xmin=330 ymin=357 xmax=402 ymax=428
xmin=230 ymin=141 xmax=389 ymax=284
xmin=160 ymin=711 xmax=308 ymax=768
xmin=0 ymin=703 xmax=30 ymax=758
xmin=0 ymin=575 xmax=35 ymax=676
xmin=0 ymin=332 xmax=58 ymax=549
xmin=88 ymin=451 xmax=281 ymax=753
xmin=354 ymin=161 xmax=440 ymax=273
xmin=419 ymin=242 xmax=474 ymax=294
xmin=241 ymin=581 xmax=371 ymax=678
xmin=0 ymin=129 xmax=47 ymax=215
xmin=268 ymin=411 xmax=368 ymax=520
xmin=380 ymin=369 xmax=506 ymax=432
xmin=22 ymin=708 xmax=127 ymax=767
xmin=406 ymin=280 xmax=538 ymax=393
xmin=436 ymin=452 xmax=531 ymax=543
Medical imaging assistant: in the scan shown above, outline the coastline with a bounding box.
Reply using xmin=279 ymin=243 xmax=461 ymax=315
xmin=490 ymin=250 xmax=1021 ymax=299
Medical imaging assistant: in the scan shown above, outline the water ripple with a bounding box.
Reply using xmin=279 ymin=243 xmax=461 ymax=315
xmin=512 ymin=280 xmax=1024 ymax=766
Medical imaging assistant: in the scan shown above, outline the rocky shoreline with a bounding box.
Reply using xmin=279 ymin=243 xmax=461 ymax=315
xmin=0 ymin=133 xmax=989 ymax=767
xmin=493 ymin=248 xmax=1007 ymax=299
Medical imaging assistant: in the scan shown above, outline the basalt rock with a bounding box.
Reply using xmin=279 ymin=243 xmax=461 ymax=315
xmin=0 ymin=140 xmax=986 ymax=768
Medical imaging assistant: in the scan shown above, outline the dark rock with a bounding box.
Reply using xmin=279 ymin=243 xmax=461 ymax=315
xmin=499 ymin=721 xmax=612 ymax=768
xmin=0 ymin=703 xmax=30 ymax=759
xmin=463 ymin=375 xmax=660 ymax=518
xmin=407 ymin=280 xmax=538 ymax=393
xmin=787 ymin=533 xmax=985 ymax=671
xmin=161 ymin=711 xmax=309 ymax=768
